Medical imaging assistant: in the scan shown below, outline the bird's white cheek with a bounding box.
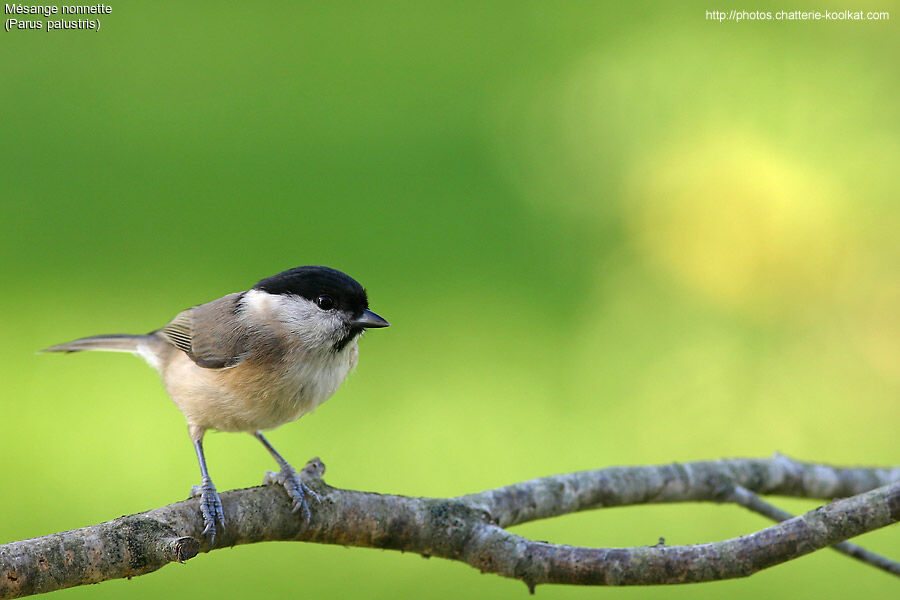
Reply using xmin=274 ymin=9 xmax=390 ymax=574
xmin=243 ymin=289 xmax=277 ymax=315
xmin=242 ymin=290 xmax=348 ymax=353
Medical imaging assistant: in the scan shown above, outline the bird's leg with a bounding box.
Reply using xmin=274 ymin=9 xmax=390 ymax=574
xmin=191 ymin=436 xmax=225 ymax=544
xmin=254 ymin=431 xmax=320 ymax=522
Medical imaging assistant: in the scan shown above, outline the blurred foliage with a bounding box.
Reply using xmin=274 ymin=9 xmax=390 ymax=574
xmin=1 ymin=1 xmax=898 ymax=598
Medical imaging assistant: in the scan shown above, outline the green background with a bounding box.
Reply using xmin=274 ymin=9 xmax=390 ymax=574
xmin=2 ymin=1 xmax=898 ymax=598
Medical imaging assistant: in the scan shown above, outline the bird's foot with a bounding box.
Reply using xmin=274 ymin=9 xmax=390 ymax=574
xmin=190 ymin=477 xmax=225 ymax=545
xmin=265 ymin=467 xmax=321 ymax=523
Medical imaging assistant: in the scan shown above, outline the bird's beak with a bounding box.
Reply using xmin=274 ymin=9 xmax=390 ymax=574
xmin=351 ymin=309 xmax=390 ymax=329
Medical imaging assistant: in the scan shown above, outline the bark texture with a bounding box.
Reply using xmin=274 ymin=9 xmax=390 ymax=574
xmin=1 ymin=456 xmax=898 ymax=598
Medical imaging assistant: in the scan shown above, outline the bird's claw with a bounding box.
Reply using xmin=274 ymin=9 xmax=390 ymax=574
xmin=193 ymin=477 xmax=225 ymax=545
xmin=269 ymin=467 xmax=320 ymax=523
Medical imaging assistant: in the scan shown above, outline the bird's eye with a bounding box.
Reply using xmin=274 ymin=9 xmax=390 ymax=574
xmin=315 ymin=295 xmax=335 ymax=310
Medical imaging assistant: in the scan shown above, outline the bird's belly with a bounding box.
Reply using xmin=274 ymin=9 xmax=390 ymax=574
xmin=162 ymin=349 xmax=354 ymax=433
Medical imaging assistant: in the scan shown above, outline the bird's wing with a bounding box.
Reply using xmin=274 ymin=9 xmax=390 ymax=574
xmin=156 ymin=292 xmax=249 ymax=369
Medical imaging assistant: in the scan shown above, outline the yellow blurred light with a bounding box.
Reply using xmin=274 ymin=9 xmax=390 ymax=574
xmin=626 ymin=133 xmax=846 ymax=319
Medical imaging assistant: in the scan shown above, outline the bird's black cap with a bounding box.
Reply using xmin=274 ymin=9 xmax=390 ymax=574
xmin=253 ymin=266 xmax=369 ymax=316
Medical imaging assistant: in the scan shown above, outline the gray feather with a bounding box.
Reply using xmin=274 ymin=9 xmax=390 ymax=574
xmin=41 ymin=334 xmax=156 ymax=354
xmin=155 ymin=292 xmax=249 ymax=369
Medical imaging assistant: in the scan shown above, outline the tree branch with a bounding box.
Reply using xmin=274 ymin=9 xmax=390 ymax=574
xmin=1 ymin=456 xmax=898 ymax=597
xmin=727 ymin=484 xmax=900 ymax=576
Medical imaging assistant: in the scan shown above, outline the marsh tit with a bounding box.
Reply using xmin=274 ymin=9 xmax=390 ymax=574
xmin=42 ymin=266 xmax=389 ymax=542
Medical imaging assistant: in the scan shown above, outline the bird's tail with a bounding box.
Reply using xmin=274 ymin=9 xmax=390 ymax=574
xmin=41 ymin=334 xmax=159 ymax=354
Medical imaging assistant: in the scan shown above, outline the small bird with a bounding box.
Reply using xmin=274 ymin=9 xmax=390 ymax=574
xmin=42 ymin=266 xmax=389 ymax=542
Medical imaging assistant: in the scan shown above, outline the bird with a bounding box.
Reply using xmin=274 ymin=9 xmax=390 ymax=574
xmin=41 ymin=266 xmax=389 ymax=543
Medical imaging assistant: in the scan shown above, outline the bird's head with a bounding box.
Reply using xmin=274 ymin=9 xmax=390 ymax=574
xmin=251 ymin=265 xmax=389 ymax=353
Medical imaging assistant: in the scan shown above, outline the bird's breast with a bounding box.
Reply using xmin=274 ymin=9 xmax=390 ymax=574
xmin=162 ymin=341 xmax=359 ymax=433
xmin=224 ymin=341 xmax=358 ymax=429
